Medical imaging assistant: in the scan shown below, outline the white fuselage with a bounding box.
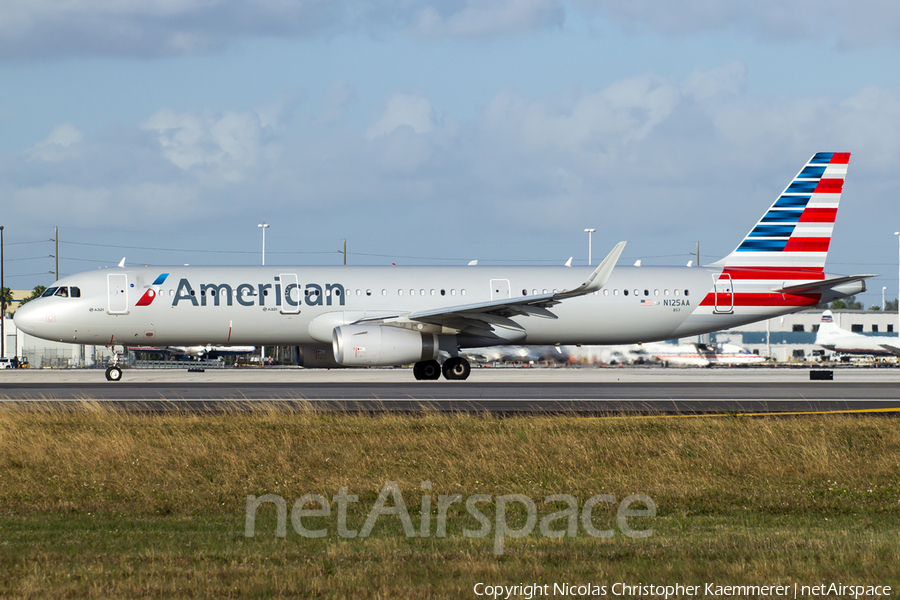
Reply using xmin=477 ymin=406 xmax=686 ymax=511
xmin=14 ymin=264 xmax=859 ymax=350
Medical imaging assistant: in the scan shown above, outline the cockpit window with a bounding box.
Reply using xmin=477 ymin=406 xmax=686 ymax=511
xmin=54 ymin=287 xmax=69 ymax=298
xmin=70 ymin=287 xmax=81 ymax=298
xmin=41 ymin=287 xmax=58 ymax=297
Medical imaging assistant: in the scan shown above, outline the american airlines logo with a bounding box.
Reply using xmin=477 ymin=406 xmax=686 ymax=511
xmin=135 ymin=273 xmax=169 ymax=306
xmin=136 ymin=275 xmax=346 ymax=308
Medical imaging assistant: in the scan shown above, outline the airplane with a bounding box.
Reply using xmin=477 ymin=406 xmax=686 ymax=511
xmin=814 ymin=310 xmax=900 ymax=357
xmin=462 ymin=345 xmax=570 ymax=365
xmin=127 ymin=345 xmax=257 ymax=360
xmin=641 ymin=342 xmax=765 ymax=366
xmin=14 ymin=152 xmax=874 ymax=382
xmin=561 ymin=342 xmax=763 ymax=366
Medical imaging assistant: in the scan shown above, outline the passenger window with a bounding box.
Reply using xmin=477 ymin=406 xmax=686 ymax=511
xmin=654 ymin=289 xmax=659 ymax=296
xmin=664 ymin=289 xmax=669 ymax=296
xmin=366 ymin=290 xmax=372 ymax=296
xmin=420 ymin=289 xmax=425 ymax=296
xmin=381 ymin=289 xmax=387 ymax=296
xmin=614 ymin=289 xmax=619 ymax=296
xmin=644 ymin=290 xmax=649 ymax=296
xmin=603 ymin=289 xmax=609 ymax=296
xmin=441 ymin=289 xmax=446 ymax=296
xmin=461 ymin=289 xmax=466 ymax=296
xmin=634 ymin=289 xmax=639 ymax=296
xmin=398 ymin=289 xmax=403 ymax=296
xmin=674 ymin=289 xmax=680 ymax=296
xmin=684 ymin=290 xmax=690 ymax=296
xmin=624 ymin=290 xmax=629 ymax=296
xmin=410 ymin=290 xmax=415 ymax=296
xmin=522 ymin=289 xmax=528 ymax=296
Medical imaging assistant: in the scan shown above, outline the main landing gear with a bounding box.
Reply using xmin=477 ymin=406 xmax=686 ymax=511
xmin=413 ymin=357 xmax=471 ymax=381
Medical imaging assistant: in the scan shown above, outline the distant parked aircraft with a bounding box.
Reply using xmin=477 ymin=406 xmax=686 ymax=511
xmin=642 ymin=342 xmax=765 ymax=366
xmin=127 ymin=345 xmax=256 ymax=360
xmin=814 ymin=311 xmax=900 ymax=356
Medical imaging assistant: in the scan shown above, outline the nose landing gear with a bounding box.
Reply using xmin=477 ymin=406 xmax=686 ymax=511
xmin=105 ymin=347 xmax=124 ymax=382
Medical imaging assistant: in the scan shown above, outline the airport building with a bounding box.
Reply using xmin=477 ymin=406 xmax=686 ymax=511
xmin=711 ymin=309 xmax=899 ymax=362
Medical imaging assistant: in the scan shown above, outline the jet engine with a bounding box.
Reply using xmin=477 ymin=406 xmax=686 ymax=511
xmin=333 ymin=325 xmax=439 ymax=367
xmin=294 ymin=345 xmax=344 ymax=368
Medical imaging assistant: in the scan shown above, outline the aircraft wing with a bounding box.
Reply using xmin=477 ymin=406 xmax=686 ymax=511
xmin=877 ymin=341 xmax=900 ymax=356
xmin=776 ymin=274 xmax=877 ymax=294
xmin=359 ymin=242 xmax=626 ymax=335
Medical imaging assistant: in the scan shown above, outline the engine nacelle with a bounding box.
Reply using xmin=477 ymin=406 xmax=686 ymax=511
xmin=294 ymin=345 xmax=345 ymax=368
xmin=333 ymin=325 xmax=439 ymax=367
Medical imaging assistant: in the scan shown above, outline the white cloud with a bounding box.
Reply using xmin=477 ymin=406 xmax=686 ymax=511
xmin=483 ymin=75 xmax=681 ymax=153
xmin=412 ymin=0 xmax=564 ymax=38
xmin=10 ymin=68 xmax=900 ymax=283
xmin=26 ymin=124 xmax=84 ymax=162
xmin=366 ymin=93 xmax=435 ymax=139
xmin=577 ymin=0 xmax=900 ymax=48
xmin=141 ymin=108 xmax=266 ymax=183
xmin=9 ymin=182 xmax=201 ymax=227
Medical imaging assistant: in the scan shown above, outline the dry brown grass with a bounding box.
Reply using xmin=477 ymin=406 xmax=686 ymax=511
xmin=1 ymin=403 xmax=899 ymax=598
xmin=1 ymin=402 xmax=897 ymax=515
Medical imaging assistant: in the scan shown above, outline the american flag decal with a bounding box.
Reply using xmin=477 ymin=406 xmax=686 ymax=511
xmin=640 ymin=299 xmax=653 ymax=307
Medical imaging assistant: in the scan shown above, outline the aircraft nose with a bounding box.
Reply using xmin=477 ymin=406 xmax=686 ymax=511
xmin=12 ymin=301 xmax=40 ymax=333
xmin=13 ymin=300 xmax=60 ymax=339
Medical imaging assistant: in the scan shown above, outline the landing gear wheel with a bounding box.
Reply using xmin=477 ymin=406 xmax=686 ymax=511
xmin=414 ymin=360 xmax=442 ymax=380
xmin=105 ymin=366 xmax=123 ymax=382
xmin=442 ymin=357 xmax=471 ymax=381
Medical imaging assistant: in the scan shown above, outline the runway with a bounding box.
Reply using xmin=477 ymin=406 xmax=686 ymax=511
xmin=2 ymin=367 xmax=900 ymax=414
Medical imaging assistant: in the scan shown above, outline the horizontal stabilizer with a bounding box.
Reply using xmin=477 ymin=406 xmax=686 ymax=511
xmin=776 ymin=274 xmax=877 ymax=294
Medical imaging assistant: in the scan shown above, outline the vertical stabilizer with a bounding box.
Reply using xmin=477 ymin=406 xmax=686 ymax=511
xmin=711 ymin=152 xmax=849 ymax=270
xmin=814 ymin=310 xmax=846 ymax=345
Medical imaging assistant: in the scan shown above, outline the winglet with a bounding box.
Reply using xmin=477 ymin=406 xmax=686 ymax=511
xmin=118 ymin=257 xmax=126 ymax=267
xmin=556 ymin=241 xmax=626 ymax=299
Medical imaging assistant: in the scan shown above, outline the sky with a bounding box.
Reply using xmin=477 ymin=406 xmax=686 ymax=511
xmin=3 ymin=0 xmax=900 ymax=308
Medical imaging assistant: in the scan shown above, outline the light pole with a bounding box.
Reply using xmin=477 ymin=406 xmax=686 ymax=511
xmin=258 ymin=222 xmax=269 ymax=266
xmin=883 ymin=287 xmax=887 ymax=311
xmin=1 ymin=225 xmax=4 ymax=359
xmin=895 ymin=232 xmax=900 ymax=333
xmin=584 ymin=228 xmax=596 ymax=266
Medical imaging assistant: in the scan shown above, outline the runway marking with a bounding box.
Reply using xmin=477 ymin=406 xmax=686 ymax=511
xmin=607 ymin=407 xmax=900 ymax=419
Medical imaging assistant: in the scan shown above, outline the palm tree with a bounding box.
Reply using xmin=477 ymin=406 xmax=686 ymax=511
xmin=17 ymin=285 xmax=46 ymax=307
xmin=0 ymin=287 xmax=12 ymax=313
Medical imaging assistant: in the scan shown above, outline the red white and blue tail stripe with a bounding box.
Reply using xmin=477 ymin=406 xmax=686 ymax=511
xmin=711 ymin=152 xmax=849 ymax=270
xmin=701 ymin=153 xmax=850 ymax=311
